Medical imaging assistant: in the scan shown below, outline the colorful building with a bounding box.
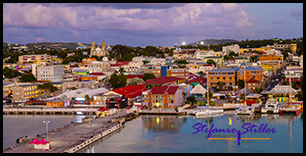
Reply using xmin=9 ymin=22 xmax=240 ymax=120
xmin=207 ymin=69 xmax=236 ymax=90
xmin=142 ymin=86 xmax=183 ymax=108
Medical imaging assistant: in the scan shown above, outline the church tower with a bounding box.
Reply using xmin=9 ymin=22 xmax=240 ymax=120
xmin=90 ymin=40 xmax=95 ymax=56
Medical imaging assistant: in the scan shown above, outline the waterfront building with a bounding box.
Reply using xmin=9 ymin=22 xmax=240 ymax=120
xmin=143 ymin=86 xmax=183 ymax=108
xmin=81 ymin=75 xmax=98 ymax=81
xmin=36 ymin=65 xmax=64 ymax=82
xmin=18 ymin=54 xmax=51 ymax=64
xmin=103 ymin=84 xmax=147 ymax=104
xmin=185 ymin=77 xmax=207 ymax=87
xmin=88 ymin=72 xmax=107 ymax=82
xmin=261 ymin=85 xmax=298 ymax=102
xmin=143 ymin=66 xmax=161 ymax=77
xmin=11 ymin=83 xmax=45 ymax=102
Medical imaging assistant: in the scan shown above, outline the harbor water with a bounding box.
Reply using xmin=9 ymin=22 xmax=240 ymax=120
xmin=3 ymin=115 xmax=88 ymax=149
xmin=79 ymin=112 xmax=303 ymax=153
xmin=3 ymin=112 xmax=303 ymax=153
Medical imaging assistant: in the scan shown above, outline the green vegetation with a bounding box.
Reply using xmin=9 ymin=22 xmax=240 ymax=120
xmin=3 ymin=67 xmax=22 ymax=78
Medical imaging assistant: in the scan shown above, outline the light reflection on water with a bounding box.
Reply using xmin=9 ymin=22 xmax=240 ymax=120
xmin=81 ymin=113 xmax=303 ymax=153
xmin=3 ymin=115 xmax=88 ymax=149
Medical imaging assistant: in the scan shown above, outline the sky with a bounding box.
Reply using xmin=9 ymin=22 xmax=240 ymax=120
xmin=3 ymin=3 xmax=303 ymax=47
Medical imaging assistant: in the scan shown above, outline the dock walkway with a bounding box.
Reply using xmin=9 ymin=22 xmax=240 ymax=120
xmin=3 ymin=108 xmax=97 ymax=115
xmin=3 ymin=111 xmax=127 ymax=153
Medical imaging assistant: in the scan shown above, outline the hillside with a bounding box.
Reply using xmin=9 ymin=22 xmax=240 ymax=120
xmin=188 ymin=39 xmax=238 ymax=46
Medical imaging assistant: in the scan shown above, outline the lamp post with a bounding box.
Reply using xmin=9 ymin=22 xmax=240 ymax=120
xmin=43 ymin=121 xmax=50 ymax=141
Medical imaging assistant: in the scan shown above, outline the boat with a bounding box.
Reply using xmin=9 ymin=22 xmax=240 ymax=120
xmin=187 ymin=106 xmax=223 ymax=116
xmin=279 ymin=103 xmax=301 ymax=114
xmin=261 ymin=98 xmax=280 ymax=113
xmin=279 ymin=63 xmax=301 ymax=115
xmin=235 ymin=105 xmax=254 ymax=115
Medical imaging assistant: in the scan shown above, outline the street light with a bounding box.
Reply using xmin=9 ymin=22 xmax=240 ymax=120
xmin=43 ymin=121 xmax=50 ymax=141
xmin=182 ymin=42 xmax=186 ymax=46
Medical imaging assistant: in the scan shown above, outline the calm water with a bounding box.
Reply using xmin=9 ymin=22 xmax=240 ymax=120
xmin=3 ymin=115 xmax=88 ymax=149
xmin=80 ymin=112 xmax=303 ymax=153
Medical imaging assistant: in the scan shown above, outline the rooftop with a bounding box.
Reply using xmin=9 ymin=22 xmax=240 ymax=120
xmin=145 ymin=77 xmax=184 ymax=85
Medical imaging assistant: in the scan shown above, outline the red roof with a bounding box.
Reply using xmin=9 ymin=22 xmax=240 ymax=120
xmin=186 ymin=77 xmax=207 ymax=83
xmin=145 ymin=77 xmax=184 ymax=85
xmin=246 ymin=77 xmax=258 ymax=83
xmin=89 ymin=72 xmax=106 ymax=76
xmin=125 ymin=75 xmax=144 ymax=79
xmin=111 ymin=85 xmax=147 ymax=98
xmin=151 ymin=86 xmax=179 ymax=95
xmin=97 ymin=107 xmax=110 ymax=112
xmin=151 ymin=86 xmax=169 ymax=94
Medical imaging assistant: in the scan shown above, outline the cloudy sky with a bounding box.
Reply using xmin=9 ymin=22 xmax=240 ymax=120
xmin=3 ymin=3 xmax=303 ymax=47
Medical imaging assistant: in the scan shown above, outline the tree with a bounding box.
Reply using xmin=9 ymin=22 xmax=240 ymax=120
xmin=3 ymin=67 xmax=22 ymax=78
xmin=204 ymin=91 xmax=213 ymax=103
xmin=128 ymin=77 xmax=145 ymax=86
xmin=119 ymin=67 xmax=125 ymax=73
xmin=186 ymin=95 xmax=197 ymax=106
xmin=297 ymin=90 xmax=303 ymax=101
xmin=37 ymin=82 xmax=58 ymax=95
xmin=198 ymin=71 xmax=205 ymax=77
xmin=19 ymin=73 xmax=37 ymax=82
xmin=237 ymin=79 xmax=245 ymax=89
xmin=109 ymin=72 xmax=119 ymax=89
xmin=253 ymin=87 xmax=263 ymax=94
xmin=117 ymin=73 xmax=127 ymax=88
xmin=109 ymin=72 xmax=127 ymax=89
xmin=84 ymin=94 xmax=90 ymax=102
xmin=206 ymin=59 xmax=216 ymax=67
xmin=143 ymin=73 xmax=156 ymax=81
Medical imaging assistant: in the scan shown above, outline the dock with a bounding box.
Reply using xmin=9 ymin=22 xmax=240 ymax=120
xmin=139 ymin=110 xmax=187 ymax=115
xmin=3 ymin=108 xmax=97 ymax=115
xmin=3 ymin=111 xmax=128 ymax=153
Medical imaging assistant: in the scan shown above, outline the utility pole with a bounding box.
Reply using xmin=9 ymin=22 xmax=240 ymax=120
xmin=43 ymin=121 xmax=50 ymax=141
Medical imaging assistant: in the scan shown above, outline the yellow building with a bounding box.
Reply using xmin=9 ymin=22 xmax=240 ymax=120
xmin=208 ymin=69 xmax=236 ymax=89
xmin=259 ymin=61 xmax=281 ymax=74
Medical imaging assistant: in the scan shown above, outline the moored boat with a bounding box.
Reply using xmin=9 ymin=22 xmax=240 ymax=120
xmin=235 ymin=105 xmax=254 ymax=115
xmin=261 ymin=98 xmax=280 ymax=114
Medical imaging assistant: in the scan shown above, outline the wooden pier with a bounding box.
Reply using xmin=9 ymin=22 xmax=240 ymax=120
xmin=3 ymin=108 xmax=97 ymax=115
xmin=3 ymin=111 xmax=128 ymax=153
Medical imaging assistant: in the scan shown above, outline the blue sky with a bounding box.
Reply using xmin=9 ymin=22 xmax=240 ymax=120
xmin=3 ymin=3 xmax=303 ymax=47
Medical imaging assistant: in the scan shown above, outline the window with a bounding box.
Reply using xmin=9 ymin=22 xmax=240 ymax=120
xmin=210 ymin=77 xmax=213 ymax=81
xmin=229 ymin=77 xmax=232 ymax=81
xmin=217 ymin=77 xmax=220 ymax=80
xmin=223 ymin=77 xmax=226 ymax=81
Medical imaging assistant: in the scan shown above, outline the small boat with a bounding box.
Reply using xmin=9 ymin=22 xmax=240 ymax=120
xmin=279 ymin=103 xmax=301 ymax=114
xmin=188 ymin=106 xmax=223 ymax=116
xmin=261 ymin=98 xmax=280 ymax=114
xmin=235 ymin=105 xmax=254 ymax=115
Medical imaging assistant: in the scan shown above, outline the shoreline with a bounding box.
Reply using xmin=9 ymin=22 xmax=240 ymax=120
xmin=3 ymin=111 xmax=128 ymax=153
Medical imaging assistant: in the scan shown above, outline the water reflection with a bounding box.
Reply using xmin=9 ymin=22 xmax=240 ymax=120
xmin=142 ymin=115 xmax=184 ymax=133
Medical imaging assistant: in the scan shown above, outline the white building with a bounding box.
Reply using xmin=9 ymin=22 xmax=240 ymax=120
xmin=36 ymin=65 xmax=64 ymax=82
xmin=222 ymin=44 xmax=240 ymax=55
xmin=194 ymin=50 xmax=216 ymax=59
